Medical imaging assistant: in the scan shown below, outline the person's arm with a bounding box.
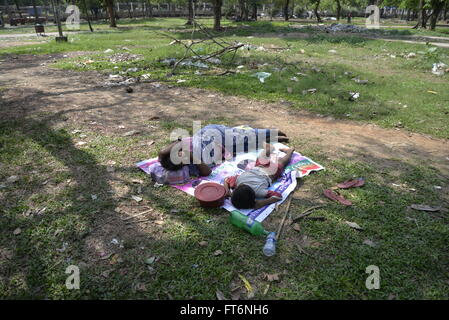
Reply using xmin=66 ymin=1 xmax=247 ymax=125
xmin=223 ymin=176 xmax=238 ymax=198
xmin=223 ymin=179 xmax=231 ymax=198
xmin=254 ymin=196 xmax=281 ymax=209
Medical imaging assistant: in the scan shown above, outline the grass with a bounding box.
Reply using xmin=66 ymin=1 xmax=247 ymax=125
xmin=0 ymin=18 xmax=448 ymax=299
xmin=2 ymin=18 xmax=448 ymax=138
xmin=0 ymin=116 xmax=448 ymax=299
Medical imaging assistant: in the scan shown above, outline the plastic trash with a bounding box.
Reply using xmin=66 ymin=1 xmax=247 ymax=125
xmin=349 ymin=92 xmax=360 ymax=101
xmin=263 ymin=232 xmax=277 ymax=257
xmin=229 ymin=211 xmax=269 ymax=236
xmin=253 ymin=72 xmax=271 ymax=83
xmin=104 ymin=49 xmax=114 ymax=53
xmin=432 ymin=62 xmax=447 ymax=76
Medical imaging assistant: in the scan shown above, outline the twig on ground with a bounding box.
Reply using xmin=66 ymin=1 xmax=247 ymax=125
xmin=122 ymin=209 xmax=152 ymax=221
xmin=291 ymin=205 xmax=325 ymax=224
xmin=275 ymin=197 xmax=293 ymax=241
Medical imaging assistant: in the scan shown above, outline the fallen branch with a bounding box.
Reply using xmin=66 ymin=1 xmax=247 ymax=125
xmin=291 ymin=205 xmax=325 ymax=224
xmin=275 ymin=197 xmax=293 ymax=241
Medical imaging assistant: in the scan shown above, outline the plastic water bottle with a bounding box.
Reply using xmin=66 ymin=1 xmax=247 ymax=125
xmin=229 ymin=211 xmax=269 ymax=236
xmin=263 ymin=232 xmax=277 ymax=257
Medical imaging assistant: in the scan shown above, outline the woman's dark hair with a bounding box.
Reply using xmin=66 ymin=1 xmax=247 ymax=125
xmin=159 ymin=151 xmax=184 ymax=171
xmin=231 ymin=185 xmax=256 ymax=209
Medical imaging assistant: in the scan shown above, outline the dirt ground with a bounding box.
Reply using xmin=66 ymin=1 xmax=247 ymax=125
xmin=1 ymin=53 xmax=447 ymax=173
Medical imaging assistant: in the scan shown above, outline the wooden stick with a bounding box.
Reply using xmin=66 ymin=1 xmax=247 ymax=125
xmin=121 ymin=209 xmax=152 ymax=221
xmin=275 ymin=197 xmax=293 ymax=241
xmin=125 ymin=218 xmax=153 ymax=224
xmin=291 ymin=205 xmax=325 ymax=224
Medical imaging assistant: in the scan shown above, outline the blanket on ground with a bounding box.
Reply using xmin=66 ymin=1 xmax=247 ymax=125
xmin=136 ymin=144 xmax=324 ymax=222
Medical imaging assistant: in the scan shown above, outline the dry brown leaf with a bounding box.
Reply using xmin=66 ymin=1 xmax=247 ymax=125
xmin=230 ymin=287 xmax=241 ymax=300
xmin=292 ymin=223 xmax=301 ymax=232
xmin=410 ymin=204 xmax=441 ymax=212
xmin=216 ymin=289 xmax=227 ymax=300
xmin=345 ymin=221 xmax=363 ymax=230
xmin=265 ymin=273 xmax=280 ymax=282
xmin=199 ymin=241 xmax=208 ymax=247
xmin=136 ymin=283 xmax=147 ymax=291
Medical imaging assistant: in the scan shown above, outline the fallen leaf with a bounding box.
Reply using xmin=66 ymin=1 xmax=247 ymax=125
xmin=101 ymin=269 xmax=114 ymax=278
xmin=109 ymin=254 xmax=122 ymax=265
xmin=299 ymin=235 xmax=313 ymax=248
xmin=363 ymin=239 xmax=377 ymax=247
xmin=213 ymin=250 xmax=223 ymax=256
xmin=145 ymin=256 xmax=158 ymax=265
xmin=265 ymin=273 xmax=280 ymax=282
xmin=216 ymin=289 xmax=227 ymax=300
xmin=345 ymin=221 xmax=363 ymax=230
xmin=410 ymin=204 xmax=441 ymax=212
xmin=136 ymin=283 xmax=147 ymax=291
xmin=230 ymin=287 xmax=242 ymax=300
xmin=238 ymin=274 xmax=254 ymax=298
xmin=6 ymin=175 xmax=19 ymax=183
xmin=131 ymin=195 xmax=142 ymax=202
xmin=13 ymin=228 xmax=21 ymax=235
xmin=199 ymin=241 xmax=208 ymax=247
xmin=292 ymin=223 xmax=301 ymax=232
xmin=263 ymin=284 xmax=270 ymax=295
xmin=122 ymin=130 xmax=140 ymax=137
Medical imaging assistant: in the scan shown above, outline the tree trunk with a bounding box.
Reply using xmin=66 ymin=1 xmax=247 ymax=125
xmin=430 ymin=1 xmax=445 ymax=30
xmin=336 ymin=0 xmax=341 ymax=20
xmin=13 ymin=0 xmax=23 ymax=18
xmin=186 ymin=0 xmax=193 ymax=24
xmin=213 ymin=0 xmax=222 ymax=31
xmin=314 ymin=0 xmax=322 ymax=23
xmin=81 ymin=0 xmax=93 ymax=32
xmin=444 ymin=2 xmax=448 ymax=21
xmin=283 ymin=0 xmax=290 ymax=21
xmin=105 ymin=0 xmax=117 ymax=27
xmin=416 ymin=0 xmax=426 ymax=28
xmin=31 ymin=0 xmax=39 ymax=23
xmin=147 ymin=0 xmax=153 ymax=18
xmin=252 ymin=3 xmax=257 ymax=20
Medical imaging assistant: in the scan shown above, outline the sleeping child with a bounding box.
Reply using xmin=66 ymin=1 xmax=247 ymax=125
xmin=223 ymin=144 xmax=294 ymax=209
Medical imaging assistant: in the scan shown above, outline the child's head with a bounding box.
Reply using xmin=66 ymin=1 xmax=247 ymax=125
xmin=231 ymin=184 xmax=256 ymax=209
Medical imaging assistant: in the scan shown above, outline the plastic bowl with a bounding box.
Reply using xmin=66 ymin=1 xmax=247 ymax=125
xmin=194 ymin=182 xmax=227 ymax=208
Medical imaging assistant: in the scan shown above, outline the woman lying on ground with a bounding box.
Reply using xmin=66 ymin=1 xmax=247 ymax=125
xmin=153 ymin=124 xmax=288 ymax=185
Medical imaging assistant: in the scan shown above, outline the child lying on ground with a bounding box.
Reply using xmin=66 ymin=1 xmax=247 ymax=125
xmin=223 ymin=144 xmax=294 ymax=209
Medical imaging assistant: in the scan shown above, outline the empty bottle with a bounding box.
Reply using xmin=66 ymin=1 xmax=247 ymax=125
xmin=229 ymin=211 xmax=269 ymax=236
xmin=263 ymin=232 xmax=277 ymax=257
